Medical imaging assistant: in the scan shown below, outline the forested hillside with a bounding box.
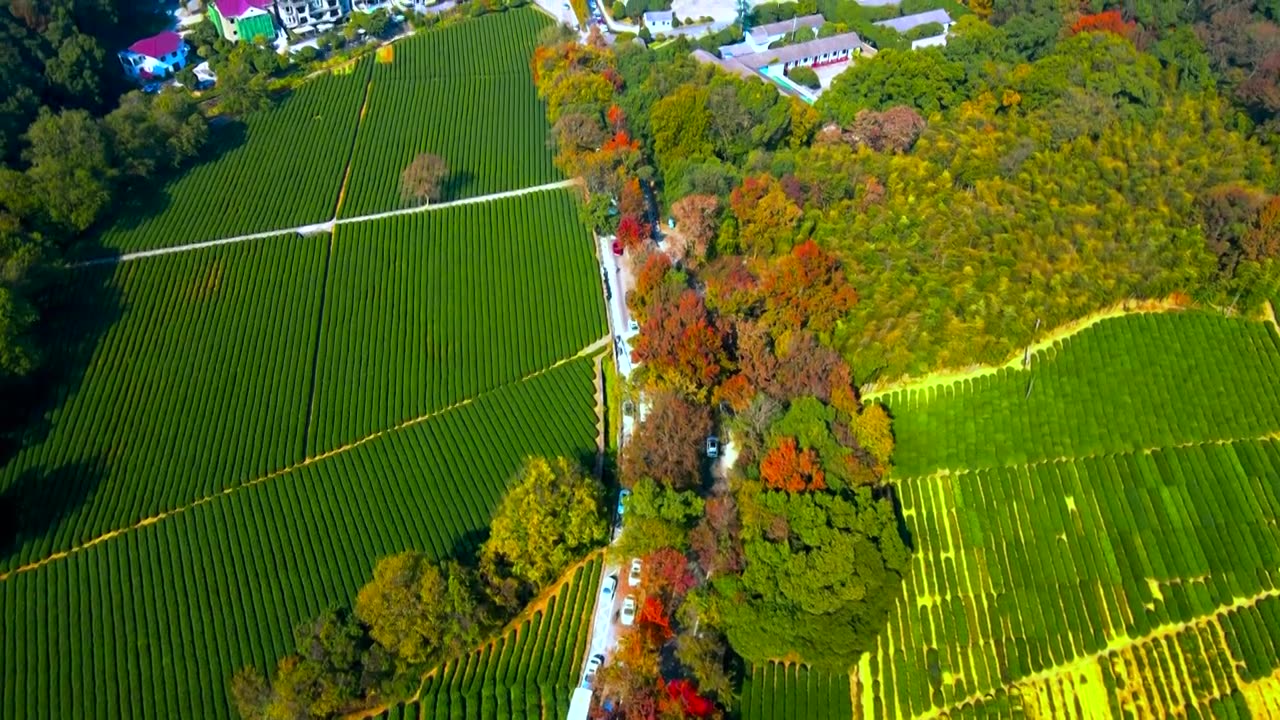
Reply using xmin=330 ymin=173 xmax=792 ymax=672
xmin=548 ymin=9 xmax=1280 ymax=384
xmin=534 ymin=4 xmax=1280 ymax=716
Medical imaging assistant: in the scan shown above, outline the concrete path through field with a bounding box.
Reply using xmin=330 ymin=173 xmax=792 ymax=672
xmin=77 ymin=179 xmax=579 ymax=267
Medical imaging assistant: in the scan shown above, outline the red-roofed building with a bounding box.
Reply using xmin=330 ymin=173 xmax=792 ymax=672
xmin=118 ymin=31 xmax=189 ymax=82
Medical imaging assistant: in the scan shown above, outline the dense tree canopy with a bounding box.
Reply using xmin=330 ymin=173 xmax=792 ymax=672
xmin=354 ymin=554 xmax=484 ymax=667
xmin=480 ymin=456 xmax=607 ymax=602
xmin=712 ymin=484 xmax=910 ymax=670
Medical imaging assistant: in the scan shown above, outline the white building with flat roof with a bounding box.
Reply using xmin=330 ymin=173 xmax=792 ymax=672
xmin=642 ymin=9 xmax=673 ymax=30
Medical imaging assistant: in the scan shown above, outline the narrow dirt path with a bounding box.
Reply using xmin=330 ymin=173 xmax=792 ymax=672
xmin=76 ymin=179 xmax=580 ymax=267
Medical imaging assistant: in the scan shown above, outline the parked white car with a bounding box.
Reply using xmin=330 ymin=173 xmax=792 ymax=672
xmin=706 ymin=435 xmax=719 ymax=458
xmin=601 ymin=575 xmax=617 ymax=602
xmin=583 ymin=654 xmax=604 ymax=688
xmin=628 ymin=558 xmax=642 ymax=587
xmin=620 ymin=596 xmax=637 ymax=626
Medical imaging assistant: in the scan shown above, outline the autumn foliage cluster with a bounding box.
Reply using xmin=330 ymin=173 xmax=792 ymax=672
xmin=1069 ymin=10 xmax=1136 ymax=38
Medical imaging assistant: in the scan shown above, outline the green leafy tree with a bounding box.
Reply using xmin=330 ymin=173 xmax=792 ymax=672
xmin=104 ymin=90 xmax=208 ymax=180
xmin=480 ymin=457 xmax=607 ymax=597
xmin=818 ymin=48 xmax=966 ymax=123
xmin=24 ymin=108 xmax=114 ymax=232
xmin=354 ymin=554 xmax=484 ymax=667
xmin=786 ymin=65 xmax=820 ymax=89
xmin=616 ymin=477 xmax=705 ymax=556
xmin=649 ymin=85 xmax=714 ymax=180
xmin=713 ymin=486 xmax=910 ymax=670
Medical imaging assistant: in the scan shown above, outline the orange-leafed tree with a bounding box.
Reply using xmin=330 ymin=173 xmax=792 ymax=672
xmin=1070 ymin=10 xmax=1135 ymax=38
xmin=638 ymin=596 xmax=674 ymax=640
xmin=607 ymin=103 xmax=627 ymax=131
xmin=631 ymin=290 xmax=729 ymax=400
xmin=619 ymin=177 xmax=647 ymax=217
xmin=671 ymin=194 xmax=721 ymax=267
xmin=759 ymin=436 xmax=826 ymax=492
xmin=759 ymin=239 xmax=857 ymax=335
xmin=629 ymin=250 xmax=677 ymax=323
xmin=713 ymin=373 xmax=755 ymax=413
xmin=728 ymin=175 xmax=802 ymax=257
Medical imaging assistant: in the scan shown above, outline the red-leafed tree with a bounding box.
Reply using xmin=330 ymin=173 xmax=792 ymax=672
xmin=619 ymin=391 xmax=712 ymax=489
xmin=632 ymin=290 xmax=729 ymax=400
xmin=1070 ymin=10 xmax=1135 ymax=38
xmin=643 ymin=547 xmax=697 ymax=604
xmin=663 ymin=680 xmax=717 ymax=717
xmin=759 ymin=240 xmax=857 ymax=335
xmin=689 ymin=494 xmax=743 ymax=577
xmin=617 ymin=214 xmax=651 ymax=251
xmin=760 ymin=436 xmax=826 ymax=492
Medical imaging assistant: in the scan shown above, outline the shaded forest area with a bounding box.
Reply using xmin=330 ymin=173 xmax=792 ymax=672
xmin=0 ymin=0 xmax=209 ymax=449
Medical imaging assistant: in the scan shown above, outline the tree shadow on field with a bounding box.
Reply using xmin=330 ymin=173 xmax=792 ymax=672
xmin=439 ymin=170 xmax=475 ymax=204
xmin=78 ymin=119 xmax=251 ymax=249
xmin=0 ymin=253 xmax=124 ymax=567
xmin=0 ymin=456 xmax=109 ymax=565
xmin=450 ymin=528 xmax=488 ymax=567
xmin=0 ymin=261 xmax=124 ymax=462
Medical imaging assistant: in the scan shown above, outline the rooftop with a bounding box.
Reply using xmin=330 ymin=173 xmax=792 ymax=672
xmin=874 ymin=9 xmax=953 ymax=33
xmin=643 ymin=10 xmax=674 ymax=22
xmin=127 ymin=31 xmax=184 ymax=58
xmin=732 ymin=31 xmax=865 ymax=68
xmin=748 ymin=13 xmax=824 ymax=41
xmin=691 ymin=49 xmax=760 ymax=81
xmin=214 ymin=0 xmax=274 ymax=18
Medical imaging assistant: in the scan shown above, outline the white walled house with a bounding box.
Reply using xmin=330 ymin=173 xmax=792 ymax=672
xmin=118 ymin=31 xmax=189 ymax=82
xmin=743 ymin=13 xmax=824 ymax=52
xmin=275 ymin=0 xmax=349 ymax=31
xmin=735 ymin=31 xmax=867 ymax=74
xmin=642 ymin=10 xmax=673 ymax=32
xmin=873 ymin=9 xmax=954 ymax=47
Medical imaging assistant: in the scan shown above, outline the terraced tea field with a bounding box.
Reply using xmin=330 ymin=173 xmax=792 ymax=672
xmin=857 ymin=311 xmax=1280 ymax=719
xmin=309 ymin=189 xmax=604 ymax=453
xmin=879 ymin=312 xmax=1280 ymax=477
xmin=377 ymin=556 xmax=603 ymax=720
xmin=338 ymin=75 xmax=558 ymax=215
xmin=92 ymin=8 xmax=557 ymax=253
xmin=1 ymin=188 xmax=606 ymax=720
xmin=97 ymin=67 xmax=371 ymax=252
xmin=0 ymin=358 xmax=600 ymax=720
xmin=741 ymin=663 xmax=853 ymax=720
xmin=0 ymin=236 xmax=328 ymax=572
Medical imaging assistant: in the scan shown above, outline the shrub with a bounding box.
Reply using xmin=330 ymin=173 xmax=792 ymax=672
xmin=786 ymin=65 xmax=820 ymax=89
